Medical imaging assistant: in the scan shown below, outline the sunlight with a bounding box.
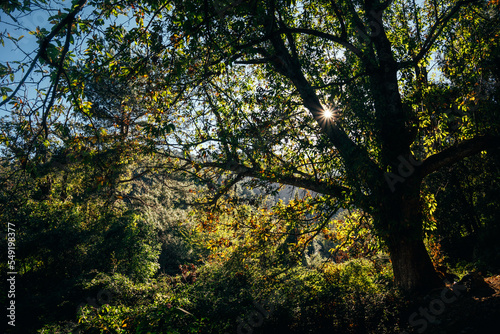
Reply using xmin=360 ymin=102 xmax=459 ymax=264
xmin=323 ymin=109 xmax=333 ymax=119
xmin=319 ymin=107 xmax=336 ymax=124
xmin=316 ymin=106 xmax=339 ymax=130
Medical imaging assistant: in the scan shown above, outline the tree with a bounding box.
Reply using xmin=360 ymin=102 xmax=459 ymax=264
xmin=1 ymin=0 xmax=499 ymax=293
xmin=161 ymin=0 xmax=500 ymax=292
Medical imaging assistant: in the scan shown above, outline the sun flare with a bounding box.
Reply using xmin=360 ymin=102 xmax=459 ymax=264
xmin=323 ymin=109 xmax=333 ymax=119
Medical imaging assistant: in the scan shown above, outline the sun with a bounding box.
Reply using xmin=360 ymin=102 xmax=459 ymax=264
xmin=323 ymin=109 xmax=334 ymax=119
xmin=321 ymin=107 xmax=337 ymax=122
xmin=318 ymin=106 xmax=337 ymax=128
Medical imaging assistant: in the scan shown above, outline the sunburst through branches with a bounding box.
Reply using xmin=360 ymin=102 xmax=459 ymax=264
xmin=317 ymin=106 xmax=337 ymax=129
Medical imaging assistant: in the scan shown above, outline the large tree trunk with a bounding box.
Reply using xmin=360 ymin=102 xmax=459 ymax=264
xmin=387 ymin=232 xmax=443 ymax=293
xmin=377 ymin=181 xmax=444 ymax=293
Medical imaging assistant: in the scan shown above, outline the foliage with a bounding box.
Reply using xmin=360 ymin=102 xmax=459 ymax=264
xmin=60 ymin=258 xmax=402 ymax=334
xmin=129 ymin=171 xmax=207 ymax=275
xmin=0 ymin=151 xmax=201 ymax=332
xmin=423 ymin=150 xmax=500 ymax=274
xmin=72 ymin=272 xmax=207 ymax=334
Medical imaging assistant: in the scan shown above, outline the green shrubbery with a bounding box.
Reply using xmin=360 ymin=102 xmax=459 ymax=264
xmin=26 ymin=171 xmax=407 ymax=334
xmin=7 ymin=155 xmax=490 ymax=334
xmin=64 ymin=258 xmax=403 ymax=334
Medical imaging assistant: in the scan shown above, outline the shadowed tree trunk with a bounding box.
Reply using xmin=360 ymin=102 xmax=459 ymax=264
xmin=388 ymin=232 xmax=443 ymax=292
xmin=377 ymin=186 xmax=444 ymax=292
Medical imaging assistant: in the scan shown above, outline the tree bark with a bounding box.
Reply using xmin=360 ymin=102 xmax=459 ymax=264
xmin=376 ymin=182 xmax=444 ymax=293
xmin=387 ymin=231 xmax=443 ymax=293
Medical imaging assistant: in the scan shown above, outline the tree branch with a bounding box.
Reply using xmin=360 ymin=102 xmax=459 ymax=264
xmin=266 ymin=32 xmax=382 ymax=189
xmin=188 ymin=159 xmax=350 ymax=199
xmin=41 ymin=22 xmax=74 ymax=138
xmin=282 ymin=27 xmax=363 ymax=57
xmin=234 ymin=58 xmax=273 ymax=65
xmin=330 ymin=0 xmax=347 ymax=40
xmin=312 ymin=71 xmax=368 ymax=90
xmin=419 ymin=134 xmax=500 ymax=178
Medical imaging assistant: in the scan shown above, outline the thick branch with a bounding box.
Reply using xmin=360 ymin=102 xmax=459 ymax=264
xmin=419 ymin=134 xmax=500 ymax=177
xmin=267 ymin=32 xmax=382 ymax=188
xmin=194 ymin=160 xmax=350 ymax=199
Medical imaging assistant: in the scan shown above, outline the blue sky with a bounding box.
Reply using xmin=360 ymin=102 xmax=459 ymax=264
xmin=0 ymin=1 xmax=133 ymax=119
xmin=0 ymin=3 xmax=62 ymax=118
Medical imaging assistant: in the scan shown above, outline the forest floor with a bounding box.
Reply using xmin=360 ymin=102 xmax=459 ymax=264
xmin=413 ymin=275 xmax=500 ymax=334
